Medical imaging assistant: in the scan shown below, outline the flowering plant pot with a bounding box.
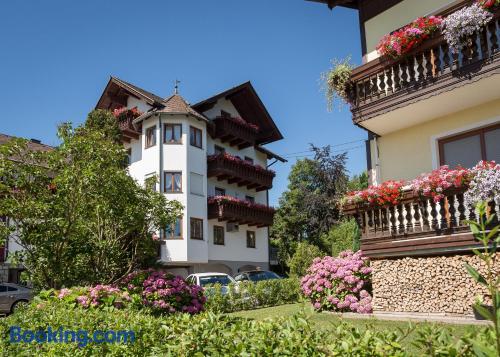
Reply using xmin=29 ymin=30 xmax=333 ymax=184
xmin=376 ymin=16 xmax=443 ymax=58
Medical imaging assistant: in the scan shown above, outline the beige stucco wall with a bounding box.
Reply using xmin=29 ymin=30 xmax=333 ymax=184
xmin=374 ymin=98 xmax=500 ymax=182
xmin=364 ymin=0 xmax=453 ymax=53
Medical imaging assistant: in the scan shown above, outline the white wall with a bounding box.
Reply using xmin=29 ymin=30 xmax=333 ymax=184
xmin=207 ymin=221 xmax=268 ymax=263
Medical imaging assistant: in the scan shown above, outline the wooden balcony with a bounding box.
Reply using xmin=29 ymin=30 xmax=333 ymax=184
xmin=208 ymin=197 xmax=275 ymax=227
xmin=211 ymin=116 xmax=258 ymax=149
xmin=343 ymin=187 xmax=499 ymax=258
xmin=350 ymin=9 xmax=500 ymax=128
xmin=207 ymin=154 xmax=275 ymax=192
xmin=118 ymin=115 xmax=140 ymax=142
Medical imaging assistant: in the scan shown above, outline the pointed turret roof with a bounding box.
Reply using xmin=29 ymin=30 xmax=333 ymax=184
xmin=157 ymin=94 xmax=207 ymax=121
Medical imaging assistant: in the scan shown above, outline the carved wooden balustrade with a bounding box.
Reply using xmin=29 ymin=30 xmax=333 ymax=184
xmin=350 ymin=10 xmax=500 ymax=122
xmin=211 ymin=116 xmax=258 ymax=149
xmin=118 ymin=115 xmax=140 ymax=141
xmin=207 ymin=154 xmax=275 ymax=192
xmin=208 ymin=198 xmax=275 ymax=227
xmin=343 ymin=187 xmax=499 ymax=258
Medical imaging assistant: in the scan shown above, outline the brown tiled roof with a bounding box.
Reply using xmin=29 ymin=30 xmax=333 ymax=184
xmin=0 ymin=133 xmax=53 ymax=152
xmin=157 ymin=94 xmax=207 ymax=122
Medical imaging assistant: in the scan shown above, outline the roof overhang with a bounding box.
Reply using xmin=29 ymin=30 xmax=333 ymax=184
xmin=95 ymin=77 xmax=164 ymax=111
xmin=306 ymin=0 xmax=359 ymax=10
xmin=193 ymin=82 xmax=284 ymax=145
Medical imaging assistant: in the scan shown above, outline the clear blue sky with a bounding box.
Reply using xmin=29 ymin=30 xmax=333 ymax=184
xmin=0 ymin=0 xmax=365 ymax=206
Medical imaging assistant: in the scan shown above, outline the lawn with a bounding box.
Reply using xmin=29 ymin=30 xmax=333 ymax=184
xmin=229 ymin=302 xmax=480 ymax=354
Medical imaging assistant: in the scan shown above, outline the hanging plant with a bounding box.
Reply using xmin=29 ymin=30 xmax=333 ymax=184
xmin=376 ymin=16 xmax=443 ymax=59
xmin=441 ymin=3 xmax=493 ymax=53
xmin=321 ymin=56 xmax=354 ymax=111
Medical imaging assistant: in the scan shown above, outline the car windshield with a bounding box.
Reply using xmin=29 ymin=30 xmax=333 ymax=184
xmin=198 ymin=275 xmax=232 ymax=287
xmin=247 ymin=271 xmax=281 ymax=282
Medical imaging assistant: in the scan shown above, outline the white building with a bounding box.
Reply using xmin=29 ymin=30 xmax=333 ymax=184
xmin=95 ymin=77 xmax=285 ymax=277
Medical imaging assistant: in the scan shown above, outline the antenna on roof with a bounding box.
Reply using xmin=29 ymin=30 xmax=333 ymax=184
xmin=174 ymin=79 xmax=181 ymax=94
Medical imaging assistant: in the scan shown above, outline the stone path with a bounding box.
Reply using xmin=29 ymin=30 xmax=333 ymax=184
xmin=326 ymin=311 xmax=492 ymax=325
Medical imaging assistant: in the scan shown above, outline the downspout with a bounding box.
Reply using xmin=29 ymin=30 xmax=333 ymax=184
xmin=266 ymin=189 xmax=270 ymax=271
xmin=158 ymin=114 xmax=163 ymax=240
xmin=373 ymin=136 xmax=381 ymax=186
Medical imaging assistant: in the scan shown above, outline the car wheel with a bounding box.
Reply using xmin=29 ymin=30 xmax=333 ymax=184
xmin=10 ymin=300 xmax=29 ymax=314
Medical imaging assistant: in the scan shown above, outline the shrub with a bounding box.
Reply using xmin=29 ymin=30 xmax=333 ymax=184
xmin=288 ymin=242 xmax=324 ymax=278
xmin=120 ymin=269 xmax=206 ymax=314
xmin=0 ymin=300 xmax=327 ymax=356
xmin=37 ymin=285 xmax=131 ymax=310
xmin=301 ymin=250 xmax=373 ymax=313
xmin=321 ymin=219 xmax=360 ymax=257
xmin=321 ymin=57 xmax=354 ymax=111
xmin=204 ymin=278 xmax=301 ymax=313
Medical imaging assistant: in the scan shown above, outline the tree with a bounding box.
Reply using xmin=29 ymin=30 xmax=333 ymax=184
xmin=320 ymin=219 xmax=360 ymax=257
xmin=288 ymin=242 xmax=324 ymax=278
xmin=271 ymin=145 xmax=349 ymax=265
xmin=0 ymin=110 xmax=183 ymax=289
xmin=347 ymin=171 xmax=369 ymax=191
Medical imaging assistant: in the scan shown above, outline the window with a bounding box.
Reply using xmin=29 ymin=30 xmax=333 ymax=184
xmin=190 ymin=126 xmax=202 ymax=148
xmin=164 ymin=172 xmax=182 ymax=193
xmin=145 ymin=126 xmax=156 ymax=148
xmin=213 ymin=225 xmax=225 ymax=245
xmin=190 ymin=172 xmax=204 ymax=196
xmin=190 ymin=218 xmax=204 ymax=240
xmin=214 ymin=145 xmax=225 ymax=155
xmin=215 ymin=187 xmax=226 ymax=196
xmin=144 ymin=175 xmax=157 ymax=191
xmin=439 ymin=124 xmax=500 ymax=167
xmin=244 ymin=156 xmax=254 ymax=164
xmin=165 ymin=217 xmax=182 ymax=239
xmin=245 ymin=195 xmax=255 ymax=204
xmin=164 ymin=124 xmax=182 ymax=144
xmin=246 ymin=231 xmax=256 ymax=248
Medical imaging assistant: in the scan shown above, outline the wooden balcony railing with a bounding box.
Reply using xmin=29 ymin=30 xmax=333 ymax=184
xmin=208 ymin=198 xmax=275 ymax=227
xmin=350 ymin=10 xmax=500 ymax=123
xmin=118 ymin=116 xmax=140 ymax=141
xmin=211 ymin=116 xmax=258 ymax=149
xmin=207 ymin=154 xmax=275 ymax=192
xmin=343 ymin=187 xmax=499 ymax=258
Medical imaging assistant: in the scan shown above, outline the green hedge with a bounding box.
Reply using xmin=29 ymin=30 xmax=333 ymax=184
xmin=0 ymin=300 xmax=495 ymax=356
xmin=204 ymin=278 xmax=301 ymax=313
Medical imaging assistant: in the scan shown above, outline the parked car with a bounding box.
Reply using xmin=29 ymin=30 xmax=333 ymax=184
xmin=234 ymin=270 xmax=283 ymax=283
xmin=186 ymin=273 xmax=236 ymax=295
xmin=0 ymin=283 xmax=32 ymax=315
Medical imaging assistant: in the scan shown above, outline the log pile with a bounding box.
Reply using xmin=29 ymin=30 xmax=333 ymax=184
xmin=371 ymin=254 xmax=499 ymax=315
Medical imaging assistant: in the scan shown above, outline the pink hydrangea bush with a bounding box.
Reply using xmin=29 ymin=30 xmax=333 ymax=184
xmin=301 ymin=250 xmax=373 ymax=313
xmin=120 ymin=269 xmax=206 ymax=314
xmin=46 ymin=285 xmax=131 ymax=309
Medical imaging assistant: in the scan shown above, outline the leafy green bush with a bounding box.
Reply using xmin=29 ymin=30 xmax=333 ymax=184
xmin=204 ymin=278 xmax=301 ymax=313
xmin=288 ymin=242 xmax=324 ymax=277
xmin=0 ymin=300 xmax=324 ymax=356
xmin=0 ymin=299 xmax=495 ymax=356
xmin=321 ymin=219 xmax=360 ymax=257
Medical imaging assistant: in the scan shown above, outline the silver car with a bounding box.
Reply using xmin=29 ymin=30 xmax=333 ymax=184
xmin=0 ymin=283 xmax=32 ymax=315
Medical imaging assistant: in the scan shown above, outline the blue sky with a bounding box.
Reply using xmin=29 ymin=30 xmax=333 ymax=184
xmin=0 ymin=0 xmax=365 ymax=206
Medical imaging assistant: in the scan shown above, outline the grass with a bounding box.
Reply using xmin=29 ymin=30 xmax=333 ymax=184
xmin=229 ymin=302 xmax=479 ymax=354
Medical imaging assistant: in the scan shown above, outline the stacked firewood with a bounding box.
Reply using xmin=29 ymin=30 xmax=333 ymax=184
xmin=371 ymin=254 xmax=499 ymax=315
